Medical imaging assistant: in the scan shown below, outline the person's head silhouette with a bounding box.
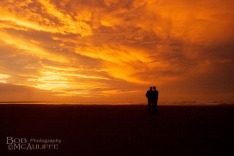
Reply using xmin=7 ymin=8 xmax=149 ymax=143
xmin=153 ymin=86 xmax=156 ymax=90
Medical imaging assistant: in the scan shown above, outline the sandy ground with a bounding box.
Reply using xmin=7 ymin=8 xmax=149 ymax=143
xmin=0 ymin=104 xmax=234 ymax=156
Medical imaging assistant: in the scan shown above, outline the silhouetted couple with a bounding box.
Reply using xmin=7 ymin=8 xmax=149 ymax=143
xmin=146 ymin=86 xmax=159 ymax=114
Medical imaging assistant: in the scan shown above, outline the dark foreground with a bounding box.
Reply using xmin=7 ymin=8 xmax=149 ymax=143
xmin=0 ymin=104 xmax=234 ymax=156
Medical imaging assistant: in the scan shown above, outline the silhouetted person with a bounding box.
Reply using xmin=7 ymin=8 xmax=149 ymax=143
xmin=152 ymin=86 xmax=159 ymax=114
xmin=146 ymin=87 xmax=154 ymax=112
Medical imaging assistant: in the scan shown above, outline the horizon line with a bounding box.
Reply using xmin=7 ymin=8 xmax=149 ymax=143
xmin=0 ymin=101 xmax=233 ymax=106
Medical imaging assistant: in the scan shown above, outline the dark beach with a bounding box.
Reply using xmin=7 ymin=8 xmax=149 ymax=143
xmin=0 ymin=104 xmax=233 ymax=156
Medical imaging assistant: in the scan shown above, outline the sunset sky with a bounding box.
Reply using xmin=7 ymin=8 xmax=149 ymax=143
xmin=0 ymin=0 xmax=233 ymax=104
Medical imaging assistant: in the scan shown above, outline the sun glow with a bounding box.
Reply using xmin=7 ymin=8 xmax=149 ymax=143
xmin=0 ymin=74 xmax=10 ymax=83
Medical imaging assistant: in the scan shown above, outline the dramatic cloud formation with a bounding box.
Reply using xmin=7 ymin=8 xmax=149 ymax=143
xmin=0 ymin=0 xmax=233 ymax=104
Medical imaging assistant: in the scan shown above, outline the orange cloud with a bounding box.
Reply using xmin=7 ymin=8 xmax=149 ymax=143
xmin=0 ymin=0 xmax=92 ymax=36
xmin=0 ymin=31 xmax=69 ymax=63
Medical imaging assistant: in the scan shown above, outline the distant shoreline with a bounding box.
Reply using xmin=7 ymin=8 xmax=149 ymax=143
xmin=0 ymin=100 xmax=233 ymax=106
xmin=0 ymin=102 xmax=233 ymax=107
